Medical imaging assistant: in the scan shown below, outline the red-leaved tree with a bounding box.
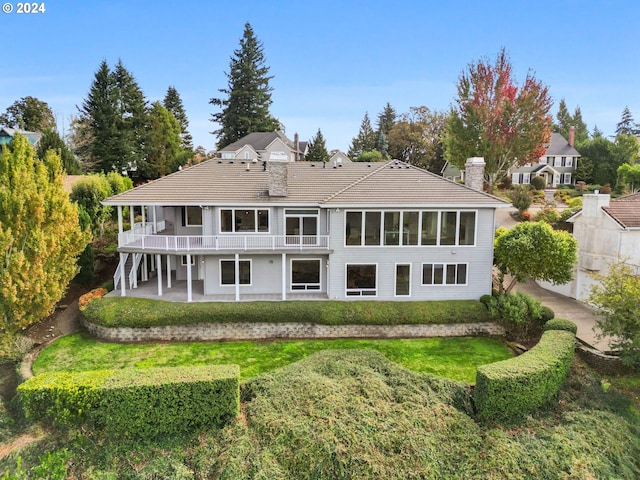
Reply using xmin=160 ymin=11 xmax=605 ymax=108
xmin=444 ymin=48 xmax=552 ymax=193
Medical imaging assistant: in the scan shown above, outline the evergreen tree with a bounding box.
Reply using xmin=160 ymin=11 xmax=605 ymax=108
xmin=0 ymin=96 xmax=56 ymax=132
xmin=376 ymin=102 xmax=397 ymax=136
xmin=572 ymin=106 xmax=589 ymax=144
xmin=36 ymin=128 xmax=81 ymax=174
xmin=0 ymin=134 xmax=89 ymax=342
xmin=210 ymin=22 xmax=280 ymax=149
xmin=163 ymin=86 xmax=193 ymax=150
xmin=348 ymin=112 xmax=376 ymax=159
xmin=616 ymin=106 xmax=639 ymax=136
xmin=553 ymin=99 xmax=588 ymax=144
xmin=375 ymin=130 xmax=389 ymax=159
xmin=143 ymin=102 xmax=183 ymax=179
xmin=306 ymin=129 xmax=330 ymax=163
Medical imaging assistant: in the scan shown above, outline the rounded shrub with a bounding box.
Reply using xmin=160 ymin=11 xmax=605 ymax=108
xmin=544 ymin=318 xmax=577 ymax=335
xmin=530 ymin=175 xmax=546 ymax=190
xmin=538 ymin=306 xmax=555 ymax=322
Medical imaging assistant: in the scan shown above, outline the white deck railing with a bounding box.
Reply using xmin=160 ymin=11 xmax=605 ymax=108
xmin=118 ymin=233 xmax=330 ymax=252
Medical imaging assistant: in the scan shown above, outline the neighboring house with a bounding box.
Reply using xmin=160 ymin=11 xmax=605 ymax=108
xmin=441 ymin=128 xmax=580 ymax=188
xmin=511 ymin=130 xmax=580 ymax=187
xmin=540 ymin=192 xmax=640 ymax=301
xmin=328 ymin=150 xmax=352 ymax=165
xmin=217 ymin=131 xmax=308 ymax=162
xmin=103 ymin=157 xmax=508 ymax=302
xmin=0 ymin=127 xmax=42 ymax=147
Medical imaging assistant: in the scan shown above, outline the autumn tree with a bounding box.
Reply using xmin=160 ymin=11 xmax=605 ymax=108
xmin=444 ymin=48 xmax=553 ymax=193
xmin=348 ymin=112 xmax=376 ymax=159
xmin=163 ymin=86 xmax=193 ymax=150
xmin=387 ymin=106 xmax=447 ymax=172
xmin=494 ymin=221 xmax=577 ymax=294
xmin=306 ymin=129 xmax=330 ymax=163
xmin=210 ymin=23 xmax=280 ymax=149
xmin=589 ymin=262 xmax=640 ymax=367
xmin=0 ymin=96 xmax=56 ymax=132
xmin=0 ymin=134 xmax=89 ymax=346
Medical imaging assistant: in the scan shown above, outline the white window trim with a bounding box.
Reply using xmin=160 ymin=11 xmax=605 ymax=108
xmin=344 ymin=210 xmax=477 ymax=248
xmin=184 ymin=206 xmax=202 ymax=227
xmin=290 ymin=258 xmax=322 ymax=292
xmin=219 ymin=259 xmax=252 ymax=287
xmin=566 ymin=157 xmax=574 ymax=167
xmin=421 ymin=262 xmax=469 ymax=286
xmin=219 ymin=208 xmax=270 ymax=234
xmin=563 ymin=173 xmax=572 ymax=185
xmin=394 ymin=263 xmax=412 ymax=297
xmin=181 ymin=255 xmax=196 ymax=266
xmin=522 ymin=173 xmax=531 ymax=185
xmin=345 ymin=263 xmax=378 ymax=297
xmin=512 ymin=173 xmax=520 ymax=184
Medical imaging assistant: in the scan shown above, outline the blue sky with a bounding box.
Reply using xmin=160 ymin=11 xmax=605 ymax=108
xmin=1 ymin=0 xmax=638 ymax=152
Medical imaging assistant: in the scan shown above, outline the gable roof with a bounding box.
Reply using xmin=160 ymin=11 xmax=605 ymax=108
xmin=0 ymin=127 xmax=42 ymax=146
xmin=219 ymin=131 xmax=304 ymax=155
xmin=545 ymin=132 xmax=580 ymax=157
xmin=103 ymin=159 xmax=509 ymax=208
xmin=602 ymin=192 xmax=640 ymax=228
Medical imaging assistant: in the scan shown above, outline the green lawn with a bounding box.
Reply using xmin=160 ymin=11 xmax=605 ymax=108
xmin=32 ymin=334 xmax=512 ymax=382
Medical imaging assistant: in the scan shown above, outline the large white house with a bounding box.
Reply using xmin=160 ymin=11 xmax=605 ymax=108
xmin=103 ymin=158 xmax=508 ymax=302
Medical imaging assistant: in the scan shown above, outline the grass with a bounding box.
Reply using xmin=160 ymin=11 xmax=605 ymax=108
xmin=32 ymin=333 xmax=512 ymax=382
xmin=4 ymin=351 xmax=640 ymax=478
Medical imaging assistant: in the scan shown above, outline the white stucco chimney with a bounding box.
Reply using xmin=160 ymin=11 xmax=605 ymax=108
xmin=581 ymin=193 xmax=610 ymax=218
xmin=465 ymin=157 xmax=485 ymax=191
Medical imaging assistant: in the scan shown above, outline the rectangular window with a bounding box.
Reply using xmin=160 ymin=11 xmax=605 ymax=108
xmin=440 ymin=211 xmax=457 ymax=245
xmin=346 ymin=264 xmax=377 ymax=296
xmin=291 ymin=259 xmax=321 ymax=291
xmin=395 ymin=264 xmax=411 ymax=296
xmin=220 ymin=260 xmax=251 ymax=285
xmin=522 ymin=173 xmax=531 ymax=184
xmin=346 ymin=211 xmax=362 ymax=245
xmin=384 ymin=211 xmax=401 ymax=245
xmin=512 ymin=173 xmax=520 ymax=184
xmin=220 ymin=209 xmax=269 ymax=233
xmin=458 ymin=211 xmax=476 ymax=245
xmin=561 ymin=156 xmax=567 ymax=166
xmin=563 ymin=173 xmax=572 ymax=185
xmin=364 ymin=211 xmax=381 ymax=246
xmin=181 ymin=255 xmax=195 ymax=266
xmin=546 ymin=156 xmax=553 ymax=165
xmin=554 ymin=157 xmax=562 ymax=167
xmin=221 ymin=153 xmax=234 ymax=159
xmin=422 ymin=263 xmax=468 ymax=285
xmin=185 ymin=206 xmax=202 ymax=226
xmin=421 ymin=211 xmax=438 ymax=245
xmin=565 ymin=157 xmax=573 ymax=167
xmin=403 ymin=211 xmax=419 ymax=245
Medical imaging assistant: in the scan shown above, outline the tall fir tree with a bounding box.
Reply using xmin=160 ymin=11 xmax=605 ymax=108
xmin=348 ymin=112 xmax=376 ymax=159
xmin=0 ymin=134 xmax=89 ymax=341
xmin=616 ymin=106 xmax=639 ymax=136
xmin=306 ymin=129 xmax=330 ymax=163
xmin=210 ymin=22 xmax=280 ymax=149
xmin=376 ymin=102 xmax=397 ymax=136
xmin=553 ymin=98 xmax=588 ymax=144
xmin=163 ymin=86 xmax=193 ymax=150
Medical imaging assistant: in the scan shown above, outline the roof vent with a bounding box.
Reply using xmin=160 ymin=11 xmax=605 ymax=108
xmin=217 ymin=160 xmax=222 ymax=164
xmin=229 ymin=160 xmax=234 ymax=164
xmin=311 ymin=163 xmax=315 ymax=167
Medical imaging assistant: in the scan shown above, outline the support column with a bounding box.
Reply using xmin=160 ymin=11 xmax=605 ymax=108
xmin=141 ymin=205 xmax=146 ymax=230
xmin=186 ymin=254 xmax=193 ymax=302
xmin=235 ymin=253 xmax=240 ymax=302
xmin=152 ymin=206 xmax=157 ymax=233
xmin=129 ymin=205 xmax=135 ymax=231
xmin=133 ymin=254 xmax=138 ymax=289
xmin=119 ymin=252 xmax=126 ymax=297
xmin=156 ymin=254 xmax=163 ymax=296
xmin=142 ymin=254 xmax=148 ymax=281
xmin=167 ymin=255 xmax=172 ymax=289
xmin=117 ymin=206 xmax=123 ymax=234
xmin=282 ymin=253 xmax=286 ymax=300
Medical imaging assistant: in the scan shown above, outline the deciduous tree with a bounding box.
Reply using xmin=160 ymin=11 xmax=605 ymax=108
xmin=0 ymin=96 xmax=56 ymax=132
xmin=0 ymin=134 xmax=89 ymax=342
xmin=306 ymin=129 xmax=330 ymax=163
xmin=494 ymin=221 xmax=577 ymax=294
xmin=143 ymin=102 xmax=183 ymax=179
xmin=444 ymin=48 xmax=553 ymax=193
xmin=210 ymin=23 xmax=280 ymax=149
xmin=589 ymin=262 xmax=640 ymax=367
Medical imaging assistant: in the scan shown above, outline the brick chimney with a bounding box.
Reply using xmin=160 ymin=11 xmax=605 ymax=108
xmin=268 ymin=162 xmax=288 ymax=197
xmin=465 ymin=157 xmax=485 ymax=192
xmin=568 ymin=126 xmax=576 ymax=147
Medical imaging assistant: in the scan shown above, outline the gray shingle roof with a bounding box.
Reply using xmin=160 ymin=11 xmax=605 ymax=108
xmin=103 ymin=159 xmax=509 ymax=208
xmin=545 ymin=133 xmax=580 ymax=156
xmin=602 ymin=192 xmax=640 ymax=228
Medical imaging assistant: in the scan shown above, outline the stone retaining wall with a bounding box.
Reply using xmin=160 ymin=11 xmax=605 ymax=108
xmin=81 ymin=318 xmax=505 ymax=343
xmin=576 ymin=343 xmax=630 ymax=375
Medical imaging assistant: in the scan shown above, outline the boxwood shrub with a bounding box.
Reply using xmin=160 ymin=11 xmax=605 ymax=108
xmin=82 ymin=297 xmax=491 ymax=328
xmin=544 ymin=318 xmax=578 ymax=335
xmin=18 ymin=365 xmax=239 ymax=439
xmin=474 ymin=329 xmax=576 ymax=424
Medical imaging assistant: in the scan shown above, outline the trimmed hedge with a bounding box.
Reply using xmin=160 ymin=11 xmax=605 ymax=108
xmin=474 ymin=329 xmax=576 ymax=423
xmin=18 ymin=365 xmax=239 ymax=439
xmin=82 ymin=297 xmax=491 ymax=328
xmin=544 ymin=318 xmax=577 ymax=335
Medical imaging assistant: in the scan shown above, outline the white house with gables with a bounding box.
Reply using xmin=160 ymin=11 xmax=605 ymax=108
xmin=217 ymin=131 xmax=308 ymax=162
xmin=103 ymin=158 xmax=508 ymax=302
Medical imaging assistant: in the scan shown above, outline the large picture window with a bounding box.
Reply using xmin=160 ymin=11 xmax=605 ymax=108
xmin=184 ymin=206 xmax=202 ymax=226
xmin=220 ymin=209 xmax=269 ymax=233
xmin=422 ymin=263 xmax=467 ymax=285
xmin=346 ymin=264 xmax=377 ymax=296
xmin=291 ymin=259 xmax=321 ymax=291
xmin=220 ymin=260 xmax=251 ymax=285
